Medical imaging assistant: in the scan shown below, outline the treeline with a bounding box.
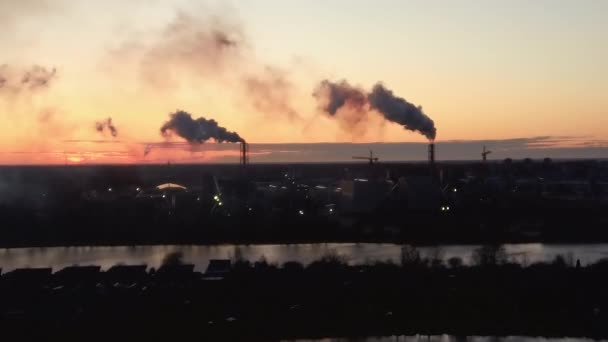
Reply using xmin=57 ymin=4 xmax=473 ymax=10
xmin=2 ymin=247 xmax=608 ymax=340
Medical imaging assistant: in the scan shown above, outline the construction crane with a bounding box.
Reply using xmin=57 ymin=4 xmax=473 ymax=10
xmin=482 ymin=145 xmax=492 ymax=162
xmin=352 ymin=150 xmax=379 ymax=165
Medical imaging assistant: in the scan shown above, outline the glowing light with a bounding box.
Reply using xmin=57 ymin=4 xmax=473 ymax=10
xmin=67 ymin=156 xmax=84 ymax=163
xmin=108 ymin=188 xmax=112 ymax=192
xmin=298 ymin=210 xmax=304 ymax=215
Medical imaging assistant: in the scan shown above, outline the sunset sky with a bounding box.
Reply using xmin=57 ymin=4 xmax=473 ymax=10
xmin=1 ymin=0 xmax=607 ymax=164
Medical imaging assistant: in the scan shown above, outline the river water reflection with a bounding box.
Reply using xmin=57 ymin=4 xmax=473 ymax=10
xmin=286 ymin=336 xmax=606 ymax=342
xmin=1 ymin=243 xmax=608 ymax=272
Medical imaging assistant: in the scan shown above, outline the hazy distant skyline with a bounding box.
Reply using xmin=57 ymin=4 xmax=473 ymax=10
xmin=0 ymin=0 xmax=606 ymax=164
xmin=4 ymin=137 xmax=606 ymax=165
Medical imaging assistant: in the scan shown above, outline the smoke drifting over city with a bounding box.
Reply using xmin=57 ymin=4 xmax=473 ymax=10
xmin=111 ymin=12 xmax=301 ymax=122
xmin=244 ymin=67 xmax=301 ymax=120
xmin=314 ymin=80 xmax=437 ymax=141
xmin=114 ymin=12 xmax=243 ymax=88
xmin=160 ymin=110 xmax=243 ymax=144
xmin=95 ymin=117 xmax=118 ymax=137
xmin=0 ymin=65 xmax=57 ymax=94
xmin=314 ymin=80 xmax=367 ymax=115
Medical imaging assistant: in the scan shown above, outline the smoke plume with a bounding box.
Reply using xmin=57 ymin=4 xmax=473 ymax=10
xmin=110 ymin=11 xmax=301 ymax=123
xmin=112 ymin=12 xmax=244 ymax=89
xmin=0 ymin=65 xmax=57 ymax=94
xmin=0 ymin=0 xmax=57 ymax=31
xmin=314 ymin=80 xmax=367 ymax=115
xmin=95 ymin=117 xmax=118 ymax=137
xmin=368 ymin=84 xmax=436 ymax=140
xmin=160 ymin=110 xmax=243 ymax=144
xmin=244 ymin=66 xmax=300 ymax=120
xmin=314 ymin=80 xmax=437 ymax=141
xmin=21 ymin=65 xmax=56 ymax=90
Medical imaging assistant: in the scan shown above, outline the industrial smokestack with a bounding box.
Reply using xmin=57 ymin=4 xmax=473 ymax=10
xmin=240 ymin=141 xmax=249 ymax=166
xmin=428 ymin=143 xmax=435 ymax=166
xmin=428 ymin=143 xmax=436 ymax=178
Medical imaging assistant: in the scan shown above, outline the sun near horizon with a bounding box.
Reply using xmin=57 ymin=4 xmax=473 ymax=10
xmin=1 ymin=0 xmax=606 ymax=165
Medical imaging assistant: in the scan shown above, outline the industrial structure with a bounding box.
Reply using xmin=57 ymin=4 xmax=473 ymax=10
xmin=240 ymin=141 xmax=249 ymax=166
xmin=428 ymin=142 xmax=437 ymax=179
xmin=352 ymin=150 xmax=379 ymax=165
xmin=482 ymin=145 xmax=492 ymax=162
xmin=428 ymin=143 xmax=436 ymax=166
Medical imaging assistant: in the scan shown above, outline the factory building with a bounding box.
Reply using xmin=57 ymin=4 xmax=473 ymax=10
xmin=399 ymin=176 xmax=442 ymax=210
xmin=339 ymin=178 xmax=391 ymax=214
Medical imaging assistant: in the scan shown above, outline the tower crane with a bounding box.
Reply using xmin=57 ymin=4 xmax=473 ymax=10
xmin=352 ymin=150 xmax=379 ymax=165
xmin=482 ymin=145 xmax=492 ymax=162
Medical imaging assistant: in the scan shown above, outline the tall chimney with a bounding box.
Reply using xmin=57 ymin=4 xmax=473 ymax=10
xmin=240 ymin=141 xmax=249 ymax=166
xmin=428 ymin=143 xmax=436 ymax=178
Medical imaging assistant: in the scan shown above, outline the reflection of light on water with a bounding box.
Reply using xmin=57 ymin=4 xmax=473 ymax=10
xmin=504 ymin=243 xmax=544 ymax=257
xmin=284 ymin=335 xmax=598 ymax=342
xmin=1 ymin=243 xmax=608 ymax=272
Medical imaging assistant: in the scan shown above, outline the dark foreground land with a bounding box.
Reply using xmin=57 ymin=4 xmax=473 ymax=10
xmin=2 ymin=252 xmax=608 ymax=341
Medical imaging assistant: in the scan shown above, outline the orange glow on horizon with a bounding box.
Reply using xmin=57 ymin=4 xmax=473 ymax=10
xmin=1 ymin=1 xmax=606 ymax=164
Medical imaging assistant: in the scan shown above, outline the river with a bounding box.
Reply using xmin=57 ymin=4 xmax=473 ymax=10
xmin=1 ymin=243 xmax=608 ymax=272
xmin=285 ymin=336 xmax=605 ymax=342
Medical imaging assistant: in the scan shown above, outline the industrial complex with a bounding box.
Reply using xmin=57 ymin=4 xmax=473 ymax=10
xmin=1 ymin=142 xmax=608 ymax=247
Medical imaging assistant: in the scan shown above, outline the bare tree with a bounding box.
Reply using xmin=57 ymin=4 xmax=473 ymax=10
xmin=472 ymin=245 xmax=507 ymax=267
xmin=400 ymin=245 xmax=421 ymax=266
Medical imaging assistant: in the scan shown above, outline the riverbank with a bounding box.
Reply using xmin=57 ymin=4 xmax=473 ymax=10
xmin=2 ymin=253 xmax=608 ymax=340
xmin=3 ymin=243 xmax=608 ymax=272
